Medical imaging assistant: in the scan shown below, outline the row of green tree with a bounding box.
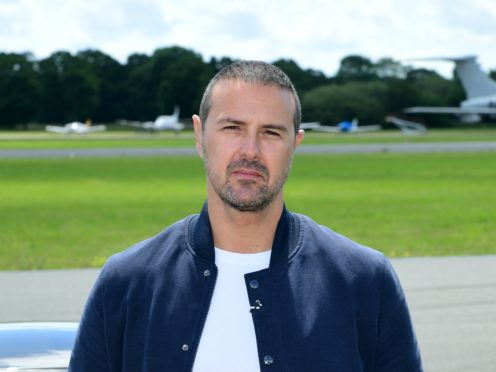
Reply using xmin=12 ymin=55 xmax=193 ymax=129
xmin=1 ymin=46 xmax=495 ymax=129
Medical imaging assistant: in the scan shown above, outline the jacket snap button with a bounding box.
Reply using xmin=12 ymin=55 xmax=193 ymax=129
xmin=203 ymin=269 xmax=211 ymax=277
xmin=264 ymin=355 xmax=274 ymax=365
xmin=182 ymin=344 xmax=189 ymax=351
xmin=249 ymin=279 xmax=259 ymax=289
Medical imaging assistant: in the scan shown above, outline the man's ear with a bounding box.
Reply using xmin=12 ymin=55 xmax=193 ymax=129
xmin=294 ymin=129 xmax=305 ymax=149
xmin=192 ymin=115 xmax=203 ymax=159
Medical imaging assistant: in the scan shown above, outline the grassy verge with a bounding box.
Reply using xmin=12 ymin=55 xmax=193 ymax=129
xmin=0 ymin=132 xmax=197 ymax=149
xmin=0 ymin=152 xmax=495 ymax=269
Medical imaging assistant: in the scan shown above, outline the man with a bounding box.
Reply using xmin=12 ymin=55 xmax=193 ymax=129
xmin=70 ymin=61 xmax=422 ymax=371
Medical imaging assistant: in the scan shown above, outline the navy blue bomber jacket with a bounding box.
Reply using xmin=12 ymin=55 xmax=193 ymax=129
xmin=70 ymin=204 xmax=422 ymax=371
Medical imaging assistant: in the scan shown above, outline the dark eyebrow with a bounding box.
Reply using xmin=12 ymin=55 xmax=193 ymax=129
xmin=216 ymin=116 xmax=246 ymax=125
xmin=216 ymin=116 xmax=289 ymax=133
xmin=262 ymin=124 xmax=288 ymax=133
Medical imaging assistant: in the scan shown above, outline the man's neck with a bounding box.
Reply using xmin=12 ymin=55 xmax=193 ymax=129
xmin=207 ymin=194 xmax=283 ymax=254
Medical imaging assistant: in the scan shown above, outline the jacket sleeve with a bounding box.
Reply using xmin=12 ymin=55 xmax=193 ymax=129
xmin=69 ymin=271 xmax=110 ymax=372
xmin=374 ymin=258 xmax=423 ymax=372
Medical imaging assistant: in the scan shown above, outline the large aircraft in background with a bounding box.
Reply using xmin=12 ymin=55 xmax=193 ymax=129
xmin=301 ymin=119 xmax=381 ymax=133
xmin=45 ymin=120 xmax=106 ymax=134
xmin=118 ymin=106 xmax=184 ymax=132
xmin=404 ymin=56 xmax=496 ymax=123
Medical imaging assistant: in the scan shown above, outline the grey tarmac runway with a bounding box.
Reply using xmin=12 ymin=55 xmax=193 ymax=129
xmin=1 ymin=141 xmax=496 ymax=158
xmin=1 ymin=255 xmax=495 ymax=372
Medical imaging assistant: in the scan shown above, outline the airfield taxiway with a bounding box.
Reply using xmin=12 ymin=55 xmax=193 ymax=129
xmin=1 ymin=141 xmax=496 ymax=158
xmin=1 ymin=255 xmax=495 ymax=372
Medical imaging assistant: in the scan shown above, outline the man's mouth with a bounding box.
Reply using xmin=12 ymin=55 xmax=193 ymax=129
xmin=232 ymin=168 xmax=264 ymax=180
xmin=227 ymin=159 xmax=269 ymax=181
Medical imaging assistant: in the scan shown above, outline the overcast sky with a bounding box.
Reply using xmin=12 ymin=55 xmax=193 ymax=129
xmin=1 ymin=0 xmax=495 ymax=78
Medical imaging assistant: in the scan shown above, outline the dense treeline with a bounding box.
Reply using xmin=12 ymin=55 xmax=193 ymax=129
xmin=0 ymin=45 xmax=488 ymax=129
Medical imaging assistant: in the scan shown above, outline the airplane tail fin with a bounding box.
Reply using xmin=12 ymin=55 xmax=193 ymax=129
xmin=406 ymin=56 xmax=496 ymax=99
xmin=172 ymin=106 xmax=180 ymax=119
xmin=450 ymin=56 xmax=496 ymax=99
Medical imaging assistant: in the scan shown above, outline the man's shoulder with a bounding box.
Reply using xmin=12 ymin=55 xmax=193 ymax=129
xmin=292 ymin=212 xmax=404 ymax=301
xmin=293 ymin=212 xmax=387 ymax=270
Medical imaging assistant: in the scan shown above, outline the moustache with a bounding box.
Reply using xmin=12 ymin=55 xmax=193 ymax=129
xmin=227 ymin=159 xmax=269 ymax=178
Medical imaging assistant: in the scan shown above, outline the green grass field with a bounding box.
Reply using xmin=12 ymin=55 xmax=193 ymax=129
xmin=1 ymin=151 xmax=495 ymax=269
xmin=1 ymin=127 xmax=496 ymax=149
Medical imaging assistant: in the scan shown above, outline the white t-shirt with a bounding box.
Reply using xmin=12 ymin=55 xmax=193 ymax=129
xmin=192 ymin=247 xmax=272 ymax=372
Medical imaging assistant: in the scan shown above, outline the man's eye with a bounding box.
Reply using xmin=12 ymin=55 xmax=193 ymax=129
xmin=223 ymin=125 xmax=239 ymax=130
xmin=265 ymin=130 xmax=280 ymax=136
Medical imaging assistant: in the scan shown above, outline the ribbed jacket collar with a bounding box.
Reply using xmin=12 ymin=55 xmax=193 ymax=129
xmin=188 ymin=202 xmax=301 ymax=267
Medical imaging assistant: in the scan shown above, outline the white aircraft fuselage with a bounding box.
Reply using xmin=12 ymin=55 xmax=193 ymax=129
xmin=120 ymin=106 xmax=184 ymax=132
xmin=45 ymin=122 xmax=106 ymax=134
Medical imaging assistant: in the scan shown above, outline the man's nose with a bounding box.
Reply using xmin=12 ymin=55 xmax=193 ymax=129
xmin=239 ymin=133 xmax=261 ymax=159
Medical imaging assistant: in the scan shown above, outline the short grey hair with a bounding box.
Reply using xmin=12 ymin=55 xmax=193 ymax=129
xmin=199 ymin=60 xmax=301 ymax=133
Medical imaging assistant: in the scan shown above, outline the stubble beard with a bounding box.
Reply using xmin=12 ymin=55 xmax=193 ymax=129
xmin=204 ymin=156 xmax=291 ymax=213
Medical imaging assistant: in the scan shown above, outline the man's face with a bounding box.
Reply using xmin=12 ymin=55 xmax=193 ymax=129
xmin=194 ymin=79 xmax=304 ymax=212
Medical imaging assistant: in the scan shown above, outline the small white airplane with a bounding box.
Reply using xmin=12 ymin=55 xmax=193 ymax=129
xmin=119 ymin=106 xmax=184 ymax=132
xmin=404 ymin=56 xmax=496 ymax=123
xmin=301 ymin=119 xmax=381 ymax=133
xmin=45 ymin=120 xmax=106 ymax=134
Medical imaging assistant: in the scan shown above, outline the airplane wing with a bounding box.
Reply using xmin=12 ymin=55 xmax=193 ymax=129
xmin=300 ymin=122 xmax=381 ymax=133
xmin=45 ymin=125 xmax=68 ymax=134
xmin=351 ymin=125 xmax=382 ymax=132
xmin=306 ymin=125 xmax=342 ymax=133
xmin=85 ymin=125 xmax=106 ymax=132
xmin=300 ymin=122 xmax=322 ymax=130
xmin=300 ymin=122 xmax=343 ymax=132
xmin=404 ymin=106 xmax=496 ymax=114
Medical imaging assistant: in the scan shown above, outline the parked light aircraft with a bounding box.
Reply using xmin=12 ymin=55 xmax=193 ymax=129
xmin=119 ymin=106 xmax=184 ymax=132
xmin=301 ymin=119 xmax=381 ymax=133
xmin=45 ymin=120 xmax=106 ymax=134
xmin=404 ymin=56 xmax=496 ymax=123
